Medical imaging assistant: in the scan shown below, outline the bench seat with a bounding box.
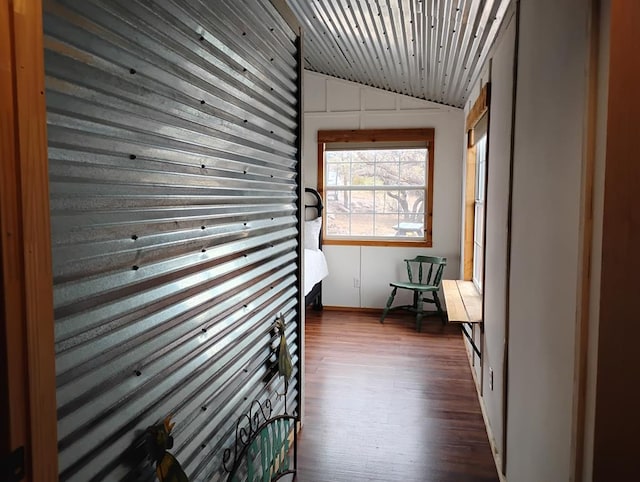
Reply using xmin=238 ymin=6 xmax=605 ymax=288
xmin=442 ymin=280 xmax=482 ymax=358
xmin=442 ymin=280 xmax=482 ymax=323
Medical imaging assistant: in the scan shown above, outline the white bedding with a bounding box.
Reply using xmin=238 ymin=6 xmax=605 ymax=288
xmin=304 ymin=248 xmax=329 ymax=296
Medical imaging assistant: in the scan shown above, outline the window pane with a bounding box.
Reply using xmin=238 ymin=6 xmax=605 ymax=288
xmin=326 ymin=153 xmax=350 ymax=189
xmin=473 ymin=244 xmax=484 ymax=288
xmin=326 ymin=166 xmax=345 ymax=187
xmin=475 ymin=135 xmax=487 ymax=201
xmin=474 ymin=202 xmax=484 ymax=244
xmin=350 ymin=162 xmax=375 ymax=186
xmin=374 ymin=213 xmax=402 ymax=236
xmin=325 ymin=189 xmax=349 ymax=214
xmin=398 ymin=161 xmax=426 ymax=186
xmin=326 ymin=213 xmax=350 ymax=236
xmin=384 ymin=189 xmax=423 ymax=221
xmin=351 ymin=214 xmax=374 ymax=236
xmin=350 ymin=191 xmax=374 ymax=214
xmin=374 ymin=160 xmax=400 ymax=186
xmin=375 ymin=191 xmax=399 ymax=214
xmin=401 ymin=149 xmax=427 ymax=175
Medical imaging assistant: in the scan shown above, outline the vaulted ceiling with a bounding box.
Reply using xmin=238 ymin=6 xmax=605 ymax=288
xmin=286 ymin=0 xmax=512 ymax=108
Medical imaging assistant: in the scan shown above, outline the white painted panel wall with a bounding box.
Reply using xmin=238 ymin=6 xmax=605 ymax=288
xmin=462 ymin=66 xmax=491 ymax=388
xmin=360 ymin=245 xmax=459 ymax=309
xmin=458 ymin=15 xmax=516 ymax=449
xmin=322 ymin=246 xmax=360 ymax=307
xmin=326 ymin=78 xmax=361 ymax=112
xmin=480 ymin=14 xmax=516 ymax=464
xmin=399 ymin=96 xmax=444 ymax=111
xmin=506 ymin=0 xmax=589 ymax=480
xmin=363 ymin=89 xmax=397 ymax=110
xmin=303 ymin=71 xmax=464 ymax=309
xmin=305 ymin=73 xmax=327 ymax=112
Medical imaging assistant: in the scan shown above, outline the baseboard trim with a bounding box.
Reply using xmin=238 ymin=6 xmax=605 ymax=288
xmin=463 ymin=339 xmax=507 ymax=482
xmin=319 ymin=306 xmax=446 ymax=316
xmin=319 ymin=306 xmax=381 ymax=313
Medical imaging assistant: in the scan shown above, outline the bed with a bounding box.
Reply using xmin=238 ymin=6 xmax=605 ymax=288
xmin=303 ymin=187 xmax=328 ymax=310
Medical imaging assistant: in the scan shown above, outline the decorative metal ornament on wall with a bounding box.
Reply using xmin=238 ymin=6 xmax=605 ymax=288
xmin=286 ymin=0 xmax=511 ymax=107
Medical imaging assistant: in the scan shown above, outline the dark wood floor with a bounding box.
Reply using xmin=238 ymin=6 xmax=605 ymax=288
xmin=296 ymin=309 xmax=498 ymax=482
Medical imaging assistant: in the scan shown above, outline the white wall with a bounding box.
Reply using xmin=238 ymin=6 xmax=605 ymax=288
xmin=303 ymin=71 xmax=464 ymax=308
xmin=506 ymin=0 xmax=590 ymax=480
xmin=465 ymin=13 xmax=517 ymax=470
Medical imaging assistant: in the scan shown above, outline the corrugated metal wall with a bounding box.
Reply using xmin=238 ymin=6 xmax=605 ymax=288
xmin=44 ymin=1 xmax=301 ymax=480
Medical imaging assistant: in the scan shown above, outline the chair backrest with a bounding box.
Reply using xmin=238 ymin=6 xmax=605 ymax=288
xmin=404 ymin=255 xmax=446 ymax=286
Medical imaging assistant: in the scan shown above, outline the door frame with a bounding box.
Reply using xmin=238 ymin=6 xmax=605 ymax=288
xmin=0 ymin=1 xmax=57 ymax=481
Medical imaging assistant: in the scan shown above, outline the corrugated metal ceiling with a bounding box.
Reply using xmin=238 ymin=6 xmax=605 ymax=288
xmin=287 ymin=0 xmax=511 ymax=107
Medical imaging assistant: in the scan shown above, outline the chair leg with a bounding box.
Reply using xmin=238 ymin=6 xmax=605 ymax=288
xmin=416 ymin=312 xmax=424 ymax=332
xmin=433 ymin=291 xmax=446 ymax=325
xmin=380 ymin=287 xmax=397 ymax=323
xmin=415 ymin=291 xmax=423 ymax=332
xmin=412 ymin=291 xmax=419 ymax=310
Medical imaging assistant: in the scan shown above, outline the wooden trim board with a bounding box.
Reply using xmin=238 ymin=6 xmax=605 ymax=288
xmin=592 ymin=2 xmax=640 ymax=478
xmin=466 ymin=83 xmax=491 ymax=132
xmin=463 ymin=85 xmax=489 ymax=282
xmin=463 ymin=142 xmax=476 ymax=280
xmin=442 ymin=280 xmax=483 ymax=323
xmin=0 ymin=1 xmax=57 ymax=480
xmin=318 ymin=128 xmax=434 ymax=143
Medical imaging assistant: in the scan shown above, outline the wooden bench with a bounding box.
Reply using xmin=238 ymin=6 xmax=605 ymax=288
xmin=442 ymin=280 xmax=482 ymax=323
xmin=442 ymin=280 xmax=482 ymax=357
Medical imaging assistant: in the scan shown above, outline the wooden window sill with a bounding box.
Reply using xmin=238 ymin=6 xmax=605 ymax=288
xmin=442 ymin=279 xmax=483 ymax=324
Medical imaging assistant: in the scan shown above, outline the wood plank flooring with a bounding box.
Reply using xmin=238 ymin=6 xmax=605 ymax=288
xmin=296 ymin=310 xmax=498 ymax=482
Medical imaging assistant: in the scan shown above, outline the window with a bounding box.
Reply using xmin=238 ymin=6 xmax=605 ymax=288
xmin=317 ymin=129 xmax=434 ymax=247
xmin=463 ymin=82 xmax=489 ymax=289
xmin=473 ymin=134 xmax=487 ymax=291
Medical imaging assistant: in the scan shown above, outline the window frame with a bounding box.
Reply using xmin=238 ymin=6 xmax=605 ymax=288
xmin=472 ymin=133 xmax=487 ymax=292
xmin=317 ymin=128 xmax=435 ymax=247
xmin=463 ymin=83 xmax=490 ymax=286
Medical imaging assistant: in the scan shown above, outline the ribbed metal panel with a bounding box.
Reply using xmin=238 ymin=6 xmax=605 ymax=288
xmin=286 ymin=0 xmax=510 ymax=107
xmin=44 ymin=1 xmax=301 ymax=480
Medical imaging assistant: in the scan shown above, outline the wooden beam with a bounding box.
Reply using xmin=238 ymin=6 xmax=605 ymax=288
xmin=0 ymin=0 xmax=28 ymax=460
xmin=462 ymin=84 xmax=491 ymax=281
xmin=466 ymin=83 xmax=490 ymax=132
xmin=593 ymin=1 xmax=640 ymax=478
xmin=426 ymin=134 xmax=435 ymax=244
xmin=316 ymin=141 xmax=325 ymax=196
xmin=463 ymin=143 xmax=476 ymax=280
xmin=0 ymin=1 xmax=57 ymax=480
xmin=317 ymin=128 xmax=434 ymax=144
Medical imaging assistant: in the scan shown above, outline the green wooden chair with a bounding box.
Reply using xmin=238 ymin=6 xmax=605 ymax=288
xmin=380 ymin=255 xmax=447 ymax=331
